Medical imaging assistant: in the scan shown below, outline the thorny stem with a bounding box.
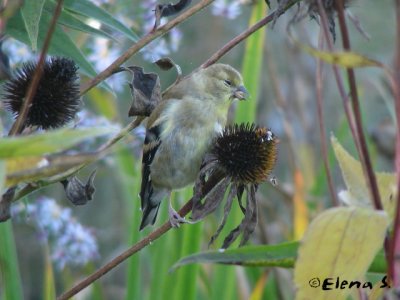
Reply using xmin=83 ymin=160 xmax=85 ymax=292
xmin=57 ymin=172 xmax=224 ymax=300
xmin=389 ymin=0 xmax=400 ymax=287
xmin=335 ymin=0 xmax=383 ymax=211
xmin=79 ymin=0 xmax=215 ymax=96
xmin=315 ymin=29 xmax=338 ymax=206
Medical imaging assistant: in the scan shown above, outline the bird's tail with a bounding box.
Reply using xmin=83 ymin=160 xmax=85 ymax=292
xmin=139 ymin=187 xmax=168 ymax=230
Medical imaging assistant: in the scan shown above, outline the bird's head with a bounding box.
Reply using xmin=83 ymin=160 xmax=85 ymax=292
xmin=200 ymin=64 xmax=249 ymax=102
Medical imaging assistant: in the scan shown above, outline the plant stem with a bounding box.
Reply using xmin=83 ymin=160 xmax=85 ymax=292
xmin=8 ymin=0 xmax=64 ymax=136
xmin=79 ymin=0 xmax=215 ymax=96
xmin=388 ymin=0 xmax=400 ymax=287
xmin=57 ymin=172 xmax=224 ymax=300
xmin=201 ymin=0 xmax=301 ymax=69
xmin=315 ymin=29 xmax=338 ymax=206
xmin=335 ymin=0 xmax=383 ymax=211
xmin=0 ymin=0 xmax=64 ymax=220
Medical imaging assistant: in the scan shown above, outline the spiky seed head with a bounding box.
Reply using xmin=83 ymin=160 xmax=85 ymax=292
xmin=212 ymin=123 xmax=278 ymax=184
xmin=2 ymin=57 xmax=81 ymax=129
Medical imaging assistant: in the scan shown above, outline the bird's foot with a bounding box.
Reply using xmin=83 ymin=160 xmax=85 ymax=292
xmin=168 ymin=206 xmax=194 ymax=228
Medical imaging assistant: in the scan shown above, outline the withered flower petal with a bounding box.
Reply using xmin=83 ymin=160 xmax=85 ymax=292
xmin=192 ymin=123 xmax=278 ymax=249
xmin=2 ymin=56 xmax=81 ymax=129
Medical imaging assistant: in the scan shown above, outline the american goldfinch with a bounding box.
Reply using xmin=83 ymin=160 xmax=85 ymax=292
xmin=139 ymin=63 xmax=248 ymax=230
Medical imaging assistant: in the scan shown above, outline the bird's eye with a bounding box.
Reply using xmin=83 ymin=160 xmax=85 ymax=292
xmin=224 ymin=79 xmax=232 ymax=86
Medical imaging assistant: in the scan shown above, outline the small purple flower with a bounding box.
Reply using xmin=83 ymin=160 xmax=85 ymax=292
xmin=2 ymin=38 xmax=35 ymax=68
xmin=212 ymin=0 xmax=242 ymax=19
xmin=51 ymin=221 xmax=99 ymax=270
xmin=141 ymin=39 xmax=171 ymax=62
xmin=139 ymin=0 xmax=183 ymax=62
xmin=88 ymin=37 xmax=125 ymax=92
xmin=12 ymin=197 xmax=99 ymax=270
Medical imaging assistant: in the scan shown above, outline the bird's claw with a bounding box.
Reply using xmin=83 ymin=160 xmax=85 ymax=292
xmin=168 ymin=206 xmax=194 ymax=228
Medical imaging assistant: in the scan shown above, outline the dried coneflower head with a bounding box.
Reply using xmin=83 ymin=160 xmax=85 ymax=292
xmin=2 ymin=57 xmax=81 ymax=129
xmin=191 ymin=123 xmax=278 ymax=249
xmin=212 ymin=123 xmax=277 ymax=184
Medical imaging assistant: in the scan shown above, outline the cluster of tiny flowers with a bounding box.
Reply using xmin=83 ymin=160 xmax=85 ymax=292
xmin=140 ymin=0 xmax=182 ymax=62
xmin=73 ymin=110 xmax=122 ymax=152
xmin=2 ymin=38 xmax=35 ymax=68
xmin=88 ymin=37 xmax=125 ymax=92
xmin=12 ymin=197 xmax=99 ymax=270
xmin=211 ymin=0 xmax=243 ymax=19
xmin=75 ymin=109 xmax=121 ymax=131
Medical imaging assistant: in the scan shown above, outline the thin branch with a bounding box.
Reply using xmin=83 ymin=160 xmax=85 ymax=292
xmin=8 ymin=0 xmax=64 ymax=135
xmin=0 ymin=0 xmax=64 ymax=220
xmin=57 ymin=172 xmax=224 ymax=300
xmin=315 ymin=29 xmax=338 ymax=206
xmin=335 ymin=0 xmax=383 ymax=211
xmin=200 ymin=0 xmax=302 ymax=69
xmin=388 ymin=0 xmax=400 ymax=287
xmin=8 ymin=118 xmax=143 ymax=207
xmin=79 ymin=0 xmax=215 ymax=96
xmin=316 ymin=0 xmax=358 ymax=151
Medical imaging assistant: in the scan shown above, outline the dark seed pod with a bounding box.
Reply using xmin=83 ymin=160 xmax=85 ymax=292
xmin=307 ymin=0 xmax=351 ymax=41
xmin=212 ymin=123 xmax=278 ymax=184
xmin=2 ymin=56 xmax=81 ymax=129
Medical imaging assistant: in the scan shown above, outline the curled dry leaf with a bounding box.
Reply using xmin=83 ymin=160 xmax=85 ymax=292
xmin=61 ymin=169 xmax=97 ymax=205
xmin=124 ymin=66 xmax=161 ymax=117
xmin=154 ymin=0 xmax=192 ymax=29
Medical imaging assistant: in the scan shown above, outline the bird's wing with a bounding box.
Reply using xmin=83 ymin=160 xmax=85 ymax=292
xmin=140 ymin=122 xmax=161 ymax=211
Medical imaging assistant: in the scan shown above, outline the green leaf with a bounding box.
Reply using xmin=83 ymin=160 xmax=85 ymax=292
xmin=171 ymin=241 xmax=299 ymax=271
xmin=171 ymin=240 xmax=387 ymax=274
xmin=0 ymin=127 xmax=115 ymax=158
xmin=236 ymin=0 xmax=267 ymax=123
xmin=7 ymin=11 xmax=94 ymax=77
xmin=63 ymin=0 xmax=139 ymax=42
xmin=21 ymin=0 xmax=45 ymax=51
xmin=0 ymin=222 xmax=23 ymax=300
xmin=6 ymin=10 xmax=113 ymax=92
xmin=294 ymin=207 xmax=388 ymax=300
xmin=44 ymin=0 xmax=117 ymax=41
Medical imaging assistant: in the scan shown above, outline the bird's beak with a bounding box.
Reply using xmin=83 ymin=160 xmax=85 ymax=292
xmin=232 ymin=85 xmax=249 ymax=101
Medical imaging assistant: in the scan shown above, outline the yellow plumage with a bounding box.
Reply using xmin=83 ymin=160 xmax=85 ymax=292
xmin=139 ymin=63 xmax=248 ymax=229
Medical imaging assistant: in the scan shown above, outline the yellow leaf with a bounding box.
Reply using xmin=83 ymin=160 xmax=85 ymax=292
xmin=331 ymin=135 xmax=397 ymax=220
xmin=300 ymin=43 xmax=382 ymax=68
xmin=294 ymin=207 xmax=388 ymax=300
xmin=5 ymin=153 xmax=98 ymax=186
xmin=293 ymin=169 xmax=308 ymax=239
xmin=249 ymin=272 xmax=268 ymax=300
xmin=0 ymin=160 xmax=5 ymax=194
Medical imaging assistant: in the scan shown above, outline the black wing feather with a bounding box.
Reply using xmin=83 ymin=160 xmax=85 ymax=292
xmin=139 ymin=124 xmax=161 ymax=229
